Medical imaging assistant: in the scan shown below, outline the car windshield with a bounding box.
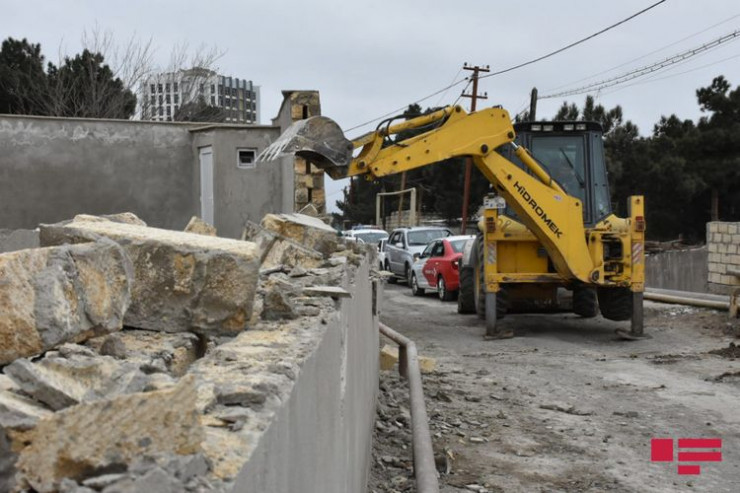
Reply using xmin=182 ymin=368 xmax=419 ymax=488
xmin=407 ymin=229 xmax=450 ymax=246
xmin=354 ymin=232 xmax=388 ymax=243
xmin=449 ymin=239 xmax=468 ymax=253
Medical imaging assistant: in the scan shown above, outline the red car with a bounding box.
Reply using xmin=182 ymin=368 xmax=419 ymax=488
xmin=409 ymin=235 xmax=475 ymax=301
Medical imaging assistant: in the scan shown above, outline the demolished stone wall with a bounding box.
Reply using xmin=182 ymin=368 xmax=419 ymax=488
xmin=1 ymin=212 xmax=379 ymax=493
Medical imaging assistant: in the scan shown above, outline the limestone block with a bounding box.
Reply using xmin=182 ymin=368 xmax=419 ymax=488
xmin=295 ymin=187 xmax=309 ymax=204
xmin=729 ymin=224 xmax=738 ymax=235
xmin=40 ymin=215 xmax=259 ymax=335
xmin=4 ymin=352 xmax=150 ymax=411
xmin=9 ymin=375 xmax=202 ymax=493
xmin=379 ymin=345 xmax=436 ymax=373
xmin=0 ymin=389 xmax=53 ymax=431
xmin=0 ymin=241 xmax=132 ymax=365
xmin=261 ymin=213 xmax=337 ymax=258
xmin=379 ymin=345 xmax=398 ymax=371
xmin=184 ymin=216 xmax=217 ymax=237
xmin=719 ymin=223 xmax=729 ymax=234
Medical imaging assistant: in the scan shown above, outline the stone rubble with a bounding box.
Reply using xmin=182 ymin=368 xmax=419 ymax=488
xmin=0 ymin=240 xmax=133 ymax=365
xmin=0 ymin=211 xmax=369 ymax=492
xmin=40 ymin=214 xmax=259 ymax=336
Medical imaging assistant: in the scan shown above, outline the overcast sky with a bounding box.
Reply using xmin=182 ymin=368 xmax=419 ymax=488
xmin=5 ymin=0 xmax=740 ymax=212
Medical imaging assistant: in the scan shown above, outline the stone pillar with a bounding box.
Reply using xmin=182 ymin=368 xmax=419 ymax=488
xmin=285 ymin=92 xmax=326 ymax=215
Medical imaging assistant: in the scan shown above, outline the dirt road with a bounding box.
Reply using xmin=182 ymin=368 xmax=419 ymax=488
xmin=371 ymin=283 xmax=740 ymax=493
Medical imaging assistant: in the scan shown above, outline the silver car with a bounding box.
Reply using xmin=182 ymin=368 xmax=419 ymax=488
xmin=384 ymin=227 xmax=452 ymax=283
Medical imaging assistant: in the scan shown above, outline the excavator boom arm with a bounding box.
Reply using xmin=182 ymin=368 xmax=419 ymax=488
xmin=339 ymin=106 xmax=595 ymax=281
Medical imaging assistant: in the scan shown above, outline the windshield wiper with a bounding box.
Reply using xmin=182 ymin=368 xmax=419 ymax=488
xmin=560 ymin=148 xmax=585 ymax=187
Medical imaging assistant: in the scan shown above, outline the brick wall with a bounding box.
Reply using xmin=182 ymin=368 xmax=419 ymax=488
xmin=707 ymin=221 xmax=740 ymax=294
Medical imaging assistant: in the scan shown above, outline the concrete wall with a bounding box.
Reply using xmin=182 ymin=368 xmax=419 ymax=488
xmin=707 ymin=221 xmax=740 ymax=294
xmin=0 ymin=116 xmax=197 ymax=230
xmin=0 ymin=91 xmax=320 ymax=238
xmin=0 ymin=229 xmax=39 ymax=253
xmin=232 ymin=261 xmax=379 ymax=493
xmin=646 ymin=247 xmax=708 ymax=293
xmin=191 ymin=126 xmax=285 ymax=239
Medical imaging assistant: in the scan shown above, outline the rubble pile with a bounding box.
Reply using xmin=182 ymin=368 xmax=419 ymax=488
xmin=0 ymin=212 xmax=368 ymax=492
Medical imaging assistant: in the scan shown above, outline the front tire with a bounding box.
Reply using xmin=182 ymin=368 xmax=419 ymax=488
xmin=411 ymin=273 xmax=425 ymax=296
xmin=573 ymin=286 xmax=598 ymax=318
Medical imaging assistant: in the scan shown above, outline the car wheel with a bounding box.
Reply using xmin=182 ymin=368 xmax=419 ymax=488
xmin=438 ymin=276 xmax=455 ymax=302
xmin=405 ymin=264 xmax=412 ymax=285
xmin=411 ymin=273 xmax=425 ymax=296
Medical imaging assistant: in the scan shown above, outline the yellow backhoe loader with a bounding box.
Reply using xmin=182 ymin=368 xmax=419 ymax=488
xmin=258 ymin=105 xmax=646 ymax=340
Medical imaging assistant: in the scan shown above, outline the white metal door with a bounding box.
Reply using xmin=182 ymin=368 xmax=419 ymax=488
xmin=199 ymin=147 xmax=214 ymax=224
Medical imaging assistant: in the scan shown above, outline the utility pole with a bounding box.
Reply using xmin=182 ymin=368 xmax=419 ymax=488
xmin=529 ymin=87 xmax=538 ymax=121
xmin=460 ymin=63 xmax=489 ymax=234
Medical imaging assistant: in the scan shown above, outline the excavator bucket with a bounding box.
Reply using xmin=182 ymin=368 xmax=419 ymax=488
xmin=256 ymin=116 xmax=354 ymax=170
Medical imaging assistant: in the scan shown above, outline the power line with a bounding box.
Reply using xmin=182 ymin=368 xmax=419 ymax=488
xmin=478 ymin=0 xmax=667 ymax=81
xmin=434 ymin=67 xmax=464 ymax=107
xmin=343 ymin=75 xmax=469 ymax=133
xmin=540 ymin=29 xmax=740 ymax=99
xmin=598 ymin=51 xmax=740 ymax=97
xmin=547 ymin=12 xmax=740 ymax=92
xmin=342 ymin=1 xmax=666 ymax=134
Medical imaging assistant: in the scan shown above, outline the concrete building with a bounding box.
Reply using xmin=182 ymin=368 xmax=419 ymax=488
xmin=0 ymin=91 xmax=325 ymax=239
xmin=140 ymin=68 xmax=260 ymax=124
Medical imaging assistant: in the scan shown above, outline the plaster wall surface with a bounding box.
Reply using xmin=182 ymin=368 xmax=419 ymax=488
xmin=0 ymin=229 xmax=39 ymax=253
xmin=0 ymin=115 xmax=292 ymax=238
xmin=0 ymin=116 xmax=197 ymax=230
xmin=194 ymin=127 xmax=284 ymax=239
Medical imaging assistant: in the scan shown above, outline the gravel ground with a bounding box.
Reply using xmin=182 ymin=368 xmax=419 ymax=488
xmin=370 ymin=283 xmax=740 ymax=493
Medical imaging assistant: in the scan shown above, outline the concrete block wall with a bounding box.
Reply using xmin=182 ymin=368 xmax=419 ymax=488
xmin=645 ymin=247 xmax=708 ymax=293
xmin=707 ymin=221 xmax=740 ymax=294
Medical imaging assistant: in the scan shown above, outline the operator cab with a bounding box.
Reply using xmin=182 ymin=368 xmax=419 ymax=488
xmin=509 ymin=121 xmax=612 ymax=227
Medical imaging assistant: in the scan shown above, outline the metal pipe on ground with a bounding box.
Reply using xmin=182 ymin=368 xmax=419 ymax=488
xmin=378 ymin=322 xmax=440 ymax=493
xmin=644 ymin=288 xmax=729 ymax=310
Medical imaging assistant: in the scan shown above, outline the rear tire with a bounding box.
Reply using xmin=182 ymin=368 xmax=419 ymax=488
xmin=438 ymin=276 xmax=455 ymax=302
xmin=573 ymin=286 xmax=598 ymax=318
xmin=597 ymin=287 xmax=633 ymax=321
xmin=457 ymin=266 xmax=476 ymax=314
xmin=411 ymin=273 xmax=425 ymax=296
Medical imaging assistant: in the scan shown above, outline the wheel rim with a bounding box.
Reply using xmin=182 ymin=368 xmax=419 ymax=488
xmin=438 ymin=278 xmax=445 ymax=300
xmin=412 ymin=275 xmax=418 ymax=293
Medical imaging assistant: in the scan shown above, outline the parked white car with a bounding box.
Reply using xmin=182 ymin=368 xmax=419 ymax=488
xmin=384 ymin=227 xmax=453 ymax=283
xmin=342 ymin=229 xmax=388 ymax=245
xmin=377 ymin=238 xmax=388 ymax=270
